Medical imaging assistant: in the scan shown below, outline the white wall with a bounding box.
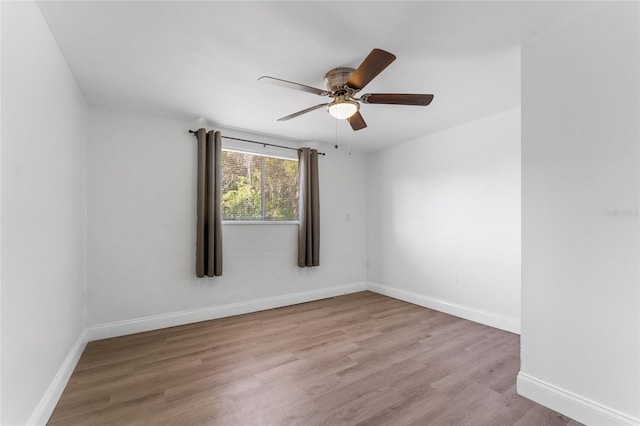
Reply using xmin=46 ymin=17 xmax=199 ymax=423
xmin=367 ymin=107 xmax=521 ymax=332
xmin=87 ymin=108 xmax=367 ymax=330
xmin=519 ymin=3 xmax=640 ymax=425
xmin=1 ymin=2 xmax=88 ymax=425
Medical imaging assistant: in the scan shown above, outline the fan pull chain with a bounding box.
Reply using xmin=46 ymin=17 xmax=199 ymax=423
xmin=347 ymin=122 xmax=351 ymax=156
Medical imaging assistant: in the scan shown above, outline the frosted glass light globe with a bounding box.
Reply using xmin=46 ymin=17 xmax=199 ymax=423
xmin=327 ymin=100 xmax=359 ymax=119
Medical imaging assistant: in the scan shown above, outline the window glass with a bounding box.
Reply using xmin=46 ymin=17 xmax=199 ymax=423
xmin=221 ymin=150 xmax=298 ymax=221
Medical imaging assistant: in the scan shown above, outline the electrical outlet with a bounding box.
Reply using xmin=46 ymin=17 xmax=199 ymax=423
xmin=449 ymin=271 xmax=459 ymax=283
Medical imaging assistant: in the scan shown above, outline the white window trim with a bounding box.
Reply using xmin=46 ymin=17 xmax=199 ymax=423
xmin=222 ymin=220 xmax=299 ymax=225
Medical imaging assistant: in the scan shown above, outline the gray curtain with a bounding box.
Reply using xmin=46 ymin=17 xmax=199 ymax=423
xmin=195 ymin=128 xmax=223 ymax=277
xmin=298 ymin=148 xmax=320 ymax=267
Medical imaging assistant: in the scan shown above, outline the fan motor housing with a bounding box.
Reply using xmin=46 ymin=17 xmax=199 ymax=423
xmin=324 ymin=67 xmax=355 ymax=95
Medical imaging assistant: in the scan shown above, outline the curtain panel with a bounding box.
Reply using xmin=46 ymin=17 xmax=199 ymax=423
xmin=298 ymin=148 xmax=320 ymax=267
xmin=195 ymin=128 xmax=223 ymax=277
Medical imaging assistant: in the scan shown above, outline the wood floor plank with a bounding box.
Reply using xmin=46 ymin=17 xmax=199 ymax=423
xmin=356 ymin=384 xmax=450 ymax=426
xmin=513 ymin=404 xmax=576 ymax=426
xmin=48 ymin=291 xmax=582 ymax=425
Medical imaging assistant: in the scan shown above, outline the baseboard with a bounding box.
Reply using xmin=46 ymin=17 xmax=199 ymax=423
xmin=87 ymin=282 xmax=367 ymax=341
xmin=517 ymin=372 xmax=640 ymax=426
xmin=26 ymin=329 xmax=88 ymax=426
xmin=366 ymin=282 xmax=520 ymax=334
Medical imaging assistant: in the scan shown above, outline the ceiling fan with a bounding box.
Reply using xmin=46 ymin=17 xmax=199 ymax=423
xmin=258 ymin=48 xmax=434 ymax=131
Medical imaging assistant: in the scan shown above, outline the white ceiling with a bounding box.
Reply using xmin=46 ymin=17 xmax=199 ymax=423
xmin=37 ymin=1 xmax=604 ymax=152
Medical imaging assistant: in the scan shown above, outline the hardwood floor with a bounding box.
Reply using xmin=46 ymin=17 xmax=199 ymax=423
xmin=49 ymin=292 xmax=582 ymax=425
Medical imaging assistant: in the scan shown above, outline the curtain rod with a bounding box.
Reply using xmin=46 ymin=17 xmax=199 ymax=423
xmin=188 ymin=130 xmax=325 ymax=156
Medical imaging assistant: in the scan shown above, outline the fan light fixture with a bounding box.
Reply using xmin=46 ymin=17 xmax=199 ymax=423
xmin=327 ymin=98 xmax=359 ymax=120
xmin=259 ymin=48 xmax=434 ymax=131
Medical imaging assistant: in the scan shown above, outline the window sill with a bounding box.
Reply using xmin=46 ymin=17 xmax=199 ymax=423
xmin=222 ymin=221 xmax=299 ymax=226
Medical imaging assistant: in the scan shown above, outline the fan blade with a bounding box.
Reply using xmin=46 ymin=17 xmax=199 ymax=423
xmin=348 ymin=111 xmax=367 ymax=131
xmin=258 ymin=76 xmax=328 ymax=96
xmin=277 ymin=103 xmax=328 ymax=121
xmin=361 ymin=93 xmax=434 ymax=106
xmin=346 ymin=49 xmax=396 ymax=91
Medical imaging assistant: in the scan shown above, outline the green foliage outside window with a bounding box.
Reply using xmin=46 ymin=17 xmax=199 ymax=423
xmin=221 ymin=150 xmax=299 ymax=221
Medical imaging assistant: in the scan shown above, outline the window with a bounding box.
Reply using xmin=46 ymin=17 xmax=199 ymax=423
xmin=221 ymin=150 xmax=299 ymax=221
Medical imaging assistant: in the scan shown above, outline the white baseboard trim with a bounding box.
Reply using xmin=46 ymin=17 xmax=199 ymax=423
xmin=87 ymin=282 xmax=367 ymax=341
xmin=366 ymin=282 xmax=520 ymax=334
xmin=517 ymin=372 xmax=640 ymax=426
xmin=26 ymin=329 xmax=88 ymax=426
